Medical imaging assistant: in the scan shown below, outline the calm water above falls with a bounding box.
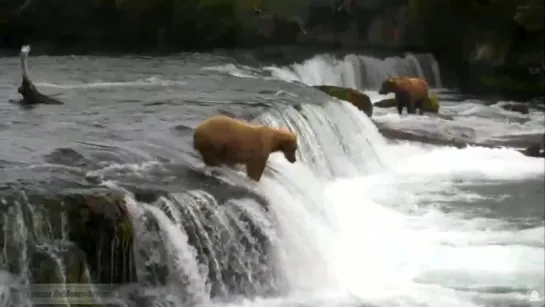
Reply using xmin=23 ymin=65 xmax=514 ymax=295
xmin=0 ymin=51 xmax=543 ymax=307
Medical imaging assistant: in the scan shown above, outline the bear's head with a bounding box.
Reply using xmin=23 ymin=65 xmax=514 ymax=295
xmin=277 ymin=128 xmax=298 ymax=163
xmin=378 ymin=77 xmax=399 ymax=95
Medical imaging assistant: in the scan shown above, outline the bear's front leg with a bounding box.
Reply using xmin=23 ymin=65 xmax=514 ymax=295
xmin=246 ymin=155 xmax=268 ymax=182
xmin=396 ymin=101 xmax=403 ymax=115
xmin=395 ymin=91 xmax=410 ymax=115
xmin=201 ymin=150 xmax=222 ymax=167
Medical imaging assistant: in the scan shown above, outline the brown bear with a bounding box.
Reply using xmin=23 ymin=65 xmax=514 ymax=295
xmin=378 ymin=76 xmax=429 ymax=115
xmin=193 ymin=115 xmax=298 ymax=182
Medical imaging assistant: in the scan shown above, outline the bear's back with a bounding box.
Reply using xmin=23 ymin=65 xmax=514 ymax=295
xmin=194 ymin=115 xmax=260 ymax=148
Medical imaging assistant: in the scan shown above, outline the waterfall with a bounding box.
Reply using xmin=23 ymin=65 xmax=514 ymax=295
xmin=264 ymin=53 xmax=443 ymax=90
xmin=257 ymin=100 xmax=392 ymax=179
xmin=1 ymin=92 xmax=543 ymax=307
xmin=0 ymin=96 xmax=391 ymax=306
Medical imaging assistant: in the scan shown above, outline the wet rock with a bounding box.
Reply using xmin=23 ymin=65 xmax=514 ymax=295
xmin=521 ymin=143 xmax=545 ymax=158
xmin=313 ymin=85 xmax=373 ymax=117
xmin=0 ymin=188 xmax=137 ymax=285
xmin=520 ymin=135 xmax=545 ymax=158
xmin=374 ymin=93 xmax=441 ymax=114
xmin=62 ymin=189 xmax=136 ymax=284
xmin=426 ymin=93 xmax=440 ymax=113
xmin=29 ymin=243 xmax=94 ymax=284
xmin=497 ymin=102 xmax=530 ymax=114
xmin=377 ymin=125 xmax=545 ymax=158
xmin=377 ymin=126 xmax=469 ymax=148
xmin=374 ymin=98 xmax=397 ymax=108
xmin=43 ymin=147 xmax=96 ymax=168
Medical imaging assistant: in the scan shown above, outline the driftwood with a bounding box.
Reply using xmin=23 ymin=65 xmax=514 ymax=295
xmin=16 ymin=45 xmax=63 ymax=105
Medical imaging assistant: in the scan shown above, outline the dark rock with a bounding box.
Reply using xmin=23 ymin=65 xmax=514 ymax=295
xmin=377 ymin=125 xmax=544 ymax=158
xmin=497 ymin=102 xmax=530 ymax=114
xmin=377 ymin=126 xmax=469 ymax=148
xmin=0 ymin=188 xmax=137 ymax=285
xmin=313 ymin=85 xmax=373 ymax=117
xmin=520 ymin=135 xmax=545 ymax=158
xmin=29 ymin=243 xmax=94 ymax=284
xmin=43 ymin=147 xmax=95 ymax=168
xmin=374 ymin=94 xmax=441 ymax=114
xmin=374 ymin=97 xmax=450 ymax=119
xmin=521 ymin=143 xmax=545 ymax=158
xmin=374 ymin=98 xmax=397 ymax=108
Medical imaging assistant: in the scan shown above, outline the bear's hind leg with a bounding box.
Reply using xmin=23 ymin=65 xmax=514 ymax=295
xmin=415 ymin=99 xmax=425 ymax=115
xmin=246 ymin=156 xmax=268 ymax=182
xmin=406 ymin=99 xmax=417 ymax=114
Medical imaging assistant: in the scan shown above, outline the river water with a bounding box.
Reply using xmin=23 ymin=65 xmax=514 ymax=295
xmin=0 ymin=51 xmax=543 ymax=307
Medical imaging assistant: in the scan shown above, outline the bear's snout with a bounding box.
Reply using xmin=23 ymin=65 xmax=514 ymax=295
xmin=378 ymin=85 xmax=390 ymax=95
xmin=285 ymin=152 xmax=297 ymax=163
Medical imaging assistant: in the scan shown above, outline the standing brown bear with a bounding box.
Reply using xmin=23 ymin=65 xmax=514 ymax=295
xmin=378 ymin=77 xmax=429 ymax=115
xmin=193 ymin=115 xmax=298 ymax=182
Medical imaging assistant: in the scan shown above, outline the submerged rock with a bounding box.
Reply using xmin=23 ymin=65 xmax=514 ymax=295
xmin=520 ymin=135 xmax=545 ymax=158
xmin=376 ymin=125 xmax=544 ymax=158
xmin=374 ymin=93 xmax=440 ymax=114
xmin=313 ymin=85 xmax=373 ymax=117
xmin=374 ymin=98 xmax=397 ymax=108
xmin=497 ymin=102 xmax=530 ymax=114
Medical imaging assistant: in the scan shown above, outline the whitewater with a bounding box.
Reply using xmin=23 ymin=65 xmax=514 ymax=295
xmin=0 ymin=51 xmax=543 ymax=307
xmin=199 ymin=53 xmax=545 ymax=307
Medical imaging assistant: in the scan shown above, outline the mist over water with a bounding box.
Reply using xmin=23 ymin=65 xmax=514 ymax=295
xmin=0 ymin=51 xmax=543 ymax=307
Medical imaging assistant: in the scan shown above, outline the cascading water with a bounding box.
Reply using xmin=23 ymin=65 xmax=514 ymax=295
xmin=263 ymin=53 xmax=443 ymax=90
xmin=1 ymin=48 xmax=543 ymax=307
xmin=1 ymin=94 xmax=543 ymax=307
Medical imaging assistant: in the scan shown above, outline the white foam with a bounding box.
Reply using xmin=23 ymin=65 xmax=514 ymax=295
xmin=263 ymin=53 xmax=443 ymax=90
xmin=385 ymin=142 xmax=545 ymax=181
xmin=227 ymin=98 xmax=545 ymax=307
xmin=34 ymin=76 xmax=186 ymax=89
xmin=248 ymin=144 xmax=544 ymax=307
xmin=202 ymin=64 xmax=261 ymax=79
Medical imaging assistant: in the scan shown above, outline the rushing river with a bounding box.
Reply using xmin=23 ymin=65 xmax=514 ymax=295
xmin=0 ymin=50 xmax=543 ymax=307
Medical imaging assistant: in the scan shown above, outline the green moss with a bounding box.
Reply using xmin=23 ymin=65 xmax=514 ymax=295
xmin=117 ymin=217 xmax=133 ymax=246
xmin=374 ymin=98 xmax=397 ymax=108
xmin=313 ymin=85 xmax=373 ymax=117
xmin=424 ymin=93 xmax=440 ymax=113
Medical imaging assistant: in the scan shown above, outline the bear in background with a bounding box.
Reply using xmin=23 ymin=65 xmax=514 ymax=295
xmin=193 ymin=115 xmax=298 ymax=182
xmin=378 ymin=77 xmax=430 ymax=115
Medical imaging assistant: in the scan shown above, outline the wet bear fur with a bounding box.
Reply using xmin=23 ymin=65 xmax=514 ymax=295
xmin=193 ymin=115 xmax=298 ymax=182
xmin=379 ymin=77 xmax=429 ymax=115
